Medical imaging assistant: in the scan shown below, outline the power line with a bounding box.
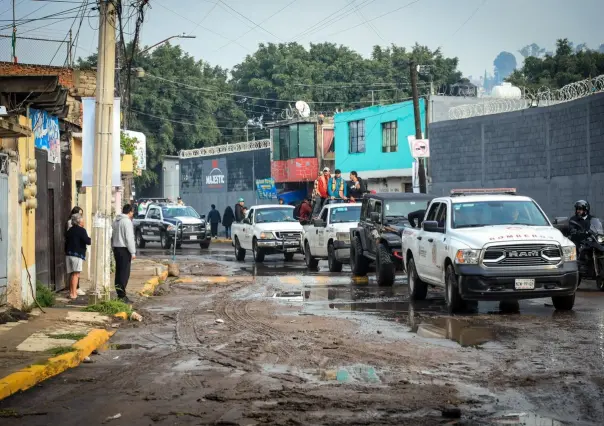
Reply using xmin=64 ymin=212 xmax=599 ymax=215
xmin=448 ymin=0 xmax=487 ymax=39
xmin=350 ymin=0 xmax=385 ymax=42
xmin=216 ymin=0 xmax=282 ymax=41
xmin=214 ymin=0 xmax=296 ymax=52
xmin=131 ymin=109 xmax=250 ymax=130
xmin=186 ymin=0 xmax=218 ymax=37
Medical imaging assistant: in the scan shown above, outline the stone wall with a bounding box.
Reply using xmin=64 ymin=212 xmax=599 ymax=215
xmin=429 ymin=93 xmax=604 ymax=218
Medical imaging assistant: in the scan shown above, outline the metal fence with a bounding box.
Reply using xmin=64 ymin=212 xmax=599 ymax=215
xmin=0 ymin=34 xmax=71 ymax=67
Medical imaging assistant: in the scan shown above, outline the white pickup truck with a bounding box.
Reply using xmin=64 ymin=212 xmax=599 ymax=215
xmin=232 ymin=204 xmax=304 ymax=262
xmin=301 ymin=202 xmax=362 ymax=272
xmin=401 ymin=189 xmax=579 ymax=313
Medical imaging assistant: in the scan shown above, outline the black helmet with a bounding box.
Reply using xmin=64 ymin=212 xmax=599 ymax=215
xmin=574 ymin=200 xmax=590 ymax=216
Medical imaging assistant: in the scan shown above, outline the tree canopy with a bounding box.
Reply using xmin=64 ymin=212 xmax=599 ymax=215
xmin=77 ymin=41 xmax=463 ymax=190
xmin=507 ymin=38 xmax=604 ymax=90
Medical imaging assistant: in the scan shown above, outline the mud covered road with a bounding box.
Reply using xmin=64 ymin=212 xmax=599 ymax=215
xmin=2 ymin=243 xmax=604 ymax=425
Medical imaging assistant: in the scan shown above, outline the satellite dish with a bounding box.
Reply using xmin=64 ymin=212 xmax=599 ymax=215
xmin=295 ymin=101 xmax=311 ymax=118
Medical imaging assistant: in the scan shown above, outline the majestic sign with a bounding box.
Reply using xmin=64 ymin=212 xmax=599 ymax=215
xmin=202 ymin=158 xmax=227 ymax=192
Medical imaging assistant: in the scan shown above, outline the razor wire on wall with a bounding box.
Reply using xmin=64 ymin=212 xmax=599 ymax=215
xmin=448 ymin=75 xmax=604 ymax=119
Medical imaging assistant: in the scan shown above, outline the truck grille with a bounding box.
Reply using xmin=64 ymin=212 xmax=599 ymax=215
xmin=182 ymin=225 xmax=202 ymax=233
xmin=482 ymin=244 xmax=561 ymax=268
xmin=275 ymin=231 xmax=301 ymax=240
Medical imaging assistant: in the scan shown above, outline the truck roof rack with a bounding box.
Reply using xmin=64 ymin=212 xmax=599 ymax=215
xmin=450 ymin=188 xmax=517 ymax=197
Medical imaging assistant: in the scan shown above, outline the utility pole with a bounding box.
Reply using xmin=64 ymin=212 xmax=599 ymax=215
xmin=11 ymin=0 xmax=16 ymax=63
xmin=410 ymin=61 xmax=426 ymax=193
xmin=370 ymin=90 xmax=374 ymax=106
xmin=91 ymin=0 xmax=117 ymax=302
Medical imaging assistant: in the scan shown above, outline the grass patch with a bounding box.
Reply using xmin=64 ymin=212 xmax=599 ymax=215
xmin=48 ymin=332 xmax=87 ymax=340
xmin=48 ymin=346 xmax=77 ymax=356
xmin=82 ymin=300 xmax=133 ymax=316
xmin=36 ymin=282 xmax=55 ymax=308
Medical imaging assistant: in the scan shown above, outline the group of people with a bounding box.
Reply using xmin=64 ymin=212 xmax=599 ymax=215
xmin=64 ymin=204 xmax=138 ymax=304
xmin=309 ymin=167 xmax=367 ymax=217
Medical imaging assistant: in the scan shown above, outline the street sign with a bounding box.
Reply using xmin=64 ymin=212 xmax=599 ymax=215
xmin=411 ymin=139 xmax=430 ymax=158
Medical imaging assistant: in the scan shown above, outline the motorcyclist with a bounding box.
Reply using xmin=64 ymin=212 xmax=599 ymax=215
xmin=569 ymin=200 xmax=593 ymax=271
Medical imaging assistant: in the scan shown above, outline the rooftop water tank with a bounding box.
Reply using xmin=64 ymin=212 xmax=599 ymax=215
xmin=491 ymin=82 xmax=522 ymax=99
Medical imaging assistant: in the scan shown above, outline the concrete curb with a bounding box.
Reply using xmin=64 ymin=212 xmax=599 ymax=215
xmin=139 ymin=270 xmax=169 ymax=296
xmin=0 ymin=329 xmax=115 ymax=401
xmin=213 ymin=238 xmax=232 ymax=244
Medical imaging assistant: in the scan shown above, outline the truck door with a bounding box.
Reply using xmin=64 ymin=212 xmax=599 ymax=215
xmin=243 ymin=208 xmax=254 ymax=248
xmin=366 ymin=199 xmax=381 ymax=257
xmin=316 ymin=208 xmax=329 ymax=256
xmin=431 ymin=202 xmax=450 ymax=283
xmin=146 ymin=207 xmax=161 ymax=241
xmin=417 ymin=202 xmax=441 ymax=281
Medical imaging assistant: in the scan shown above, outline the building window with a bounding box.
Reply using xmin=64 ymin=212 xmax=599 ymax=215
xmin=298 ymin=123 xmax=316 ymax=157
xmin=382 ymin=121 xmax=397 ymax=153
xmin=289 ymin=125 xmax=299 ymax=158
xmin=349 ymin=120 xmax=365 ymax=153
xmin=272 ymin=129 xmax=280 ymax=161
xmin=279 ymin=125 xmax=289 ymax=160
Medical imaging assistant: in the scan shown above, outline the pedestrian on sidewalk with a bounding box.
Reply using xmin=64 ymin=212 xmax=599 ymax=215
xmin=66 ymin=206 xmax=83 ymax=232
xmin=111 ymin=204 xmax=136 ymax=303
xmin=65 ymin=213 xmax=91 ymax=300
xmin=222 ymin=205 xmax=235 ymax=239
xmin=208 ymin=204 xmax=221 ymax=238
xmin=235 ymin=198 xmax=245 ymax=222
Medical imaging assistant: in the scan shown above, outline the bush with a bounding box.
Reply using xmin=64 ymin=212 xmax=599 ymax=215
xmin=36 ymin=282 xmax=55 ymax=307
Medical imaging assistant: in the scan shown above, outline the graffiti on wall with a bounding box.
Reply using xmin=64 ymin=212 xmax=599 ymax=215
xmin=31 ymin=108 xmax=60 ymax=164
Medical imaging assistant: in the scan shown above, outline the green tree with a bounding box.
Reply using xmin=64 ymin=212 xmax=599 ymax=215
xmin=519 ymin=43 xmax=546 ymax=59
xmin=507 ymin=38 xmax=604 ymax=90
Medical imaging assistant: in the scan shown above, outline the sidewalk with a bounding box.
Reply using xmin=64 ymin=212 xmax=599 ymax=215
xmin=0 ymin=259 xmax=166 ymax=401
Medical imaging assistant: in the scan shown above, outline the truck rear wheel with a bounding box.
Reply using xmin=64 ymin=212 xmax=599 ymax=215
xmin=234 ymin=237 xmax=246 ymax=261
xmin=445 ymin=265 xmax=464 ymax=314
xmin=350 ymin=236 xmax=368 ymax=276
xmin=552 ymin=293 xmax=575 ymax=311
xmin=252 ymin=238 xmax=265 ymax=263
xmin=135 ymin=230 xmax=145 ymax=249
xmin=376 ymin=243 xmax=395 ymax=286
xmin=305 ymin=241 xmax=319 ymax=269
xmin=407 ymin=258 xmax=427 ymax=300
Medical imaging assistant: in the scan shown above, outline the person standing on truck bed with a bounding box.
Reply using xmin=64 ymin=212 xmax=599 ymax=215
xmin=313 ymin=167 xmax=331 ymax=216
xmin=235 ymin=198 xmax=245 ymax=222
xmin=328 ymin=169 xmax=348 ymax=203
xmin=408 ymin=202 xmax=430 ymax=228
xmin=347 ymin=171 xmax=366 ymax=202
xmin=208 ymin=204 xmax=221 ymax=239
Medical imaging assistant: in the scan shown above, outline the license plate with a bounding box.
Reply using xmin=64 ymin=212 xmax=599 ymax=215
xmin=286 ymin=248 xmax=298 ymax=252
xmin=190 ymin=235 xmax=197 ymax=240
xmin=515 ymin=279 xmax=535 ymax=290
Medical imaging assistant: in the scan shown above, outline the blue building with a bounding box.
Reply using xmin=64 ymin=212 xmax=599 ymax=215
xmin=334 ymin=99 xmax=425 ymax=193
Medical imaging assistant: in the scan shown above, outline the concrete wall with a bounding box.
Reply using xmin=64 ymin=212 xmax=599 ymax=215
xmin=429 ymin=93 xmax=604 ymax=218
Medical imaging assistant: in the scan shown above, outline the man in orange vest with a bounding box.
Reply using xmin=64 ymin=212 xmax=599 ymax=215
xmin=312 ymin=167 xmax=330 ymax=216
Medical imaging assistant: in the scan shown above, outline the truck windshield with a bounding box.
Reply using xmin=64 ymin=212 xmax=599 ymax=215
xmin=384 ymin=200 xmax=427 ymax=219
xmin=452 ymin=201 xmax=549 ymax=228
xmin=255 ymin=207 xmax=297 ymax=223
xmin=330 ymin=206 xmax=361 ymax=223
xmin=162 ymin=206 xmax=200 ymax=219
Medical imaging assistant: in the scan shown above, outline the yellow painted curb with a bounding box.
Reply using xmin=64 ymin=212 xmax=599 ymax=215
xmin=213 ymin=238 xmax=232 ymax=244
xmin=0 ymin=329 xmax=115 ymax=401
xmin=114 ymin=312 xmax=128 ymax=320
xmin=139 ymin=270 xmax=168 ymax=296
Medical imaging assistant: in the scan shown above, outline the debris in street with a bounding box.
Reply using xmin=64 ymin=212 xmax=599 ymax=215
xmin=83 ymin=356 xmax=93 ymax=363
xmin=168 ymin=263 xmax=180 ymax=277
xmin=114 ymin=312 xmax=128 ymax=320
xmin=104 ymin=413 xmax=121 ymax=422
xmin=377 ymin=330 xmax=382 ymax=334
xmin=441 ymin=406 xmax=462 ymax=418
xmin=130 ymin=312 xmax=143 ymax=322
xmin=215 ymin=318 xmax=224 ymax=324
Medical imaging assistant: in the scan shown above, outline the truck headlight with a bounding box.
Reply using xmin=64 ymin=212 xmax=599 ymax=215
xmin=562 ymin=246 xmax=576 ymax=261
xmin=598 ymin=236 xmax=604 ymax=244
xmin=336 ymin=232 xmax=350 ymax=242
xmin=259 ymin=232 xmax=275 ymax=239
xmin=455 ymin=249 xmax=480 ymax=264
xmin=167 ymin=225 xmax=175 ymax=231
xmin=205 ymin=223 xmax=210 ymax=229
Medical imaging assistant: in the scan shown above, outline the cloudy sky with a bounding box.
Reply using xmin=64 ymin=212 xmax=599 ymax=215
xmin=2 ymin=0 xmax=602 ymax=80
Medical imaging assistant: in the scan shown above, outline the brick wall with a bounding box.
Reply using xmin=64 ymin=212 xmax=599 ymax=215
xmin=429 ymin=93 xmax=604 ymax=218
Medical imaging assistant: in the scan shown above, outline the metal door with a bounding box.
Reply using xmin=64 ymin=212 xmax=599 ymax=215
xmin=0 ymin=154 xmax=8 ymax=304
xmin=35 ymin=149 xmax=50 ymax=287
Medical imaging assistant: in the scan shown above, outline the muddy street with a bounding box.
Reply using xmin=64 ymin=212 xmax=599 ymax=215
xmin=1 ymin=242 xmax=604 ymax=425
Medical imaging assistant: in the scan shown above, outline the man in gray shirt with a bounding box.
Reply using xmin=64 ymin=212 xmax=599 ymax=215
xmin=111 ymin=204 xmax=136 ymax=303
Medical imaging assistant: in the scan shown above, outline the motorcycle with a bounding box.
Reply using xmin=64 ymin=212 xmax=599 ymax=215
xmin=569 ymin=217 xmax=604 ymax=291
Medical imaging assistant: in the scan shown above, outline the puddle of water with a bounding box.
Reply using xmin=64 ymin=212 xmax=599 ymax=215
xmin=490 ymin=412 xmax=564 ymax=425
xmin=414 ymin=318 xmax=494 ymax=347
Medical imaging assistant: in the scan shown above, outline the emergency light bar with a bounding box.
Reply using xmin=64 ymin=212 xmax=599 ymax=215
xmin=450 ymin=188 xmax=517 ymax=197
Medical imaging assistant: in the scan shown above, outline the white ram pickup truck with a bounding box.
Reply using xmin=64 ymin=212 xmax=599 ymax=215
xmin=232 ymin=204 xmax=304 ymax=263
xmin=301 ymin=202 xmax=362 ymax=272
xmin=401 ymin=188 xmax=579 ymax=313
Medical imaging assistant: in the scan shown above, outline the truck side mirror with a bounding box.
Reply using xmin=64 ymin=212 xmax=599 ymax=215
xmin=423 ymin=220 xmax=443 ymax=233
xmin=313 ymin=219 xmax=326 ymax=227
xmin=200 ymin=214 xmax=206 ymax=219
xmin=370 ymin=212 xmax=380 ymax=223
xmin=243 ymin=218 xmax=251 ymax=224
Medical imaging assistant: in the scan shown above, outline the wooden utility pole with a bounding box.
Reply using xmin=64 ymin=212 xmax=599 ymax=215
xmin=91 ymin=0 xmax=117 ymax=301
xmin=12 ymin=0 xmax=16 ymax=63
xmin=410 ymin=61 xmax=426 ymax=193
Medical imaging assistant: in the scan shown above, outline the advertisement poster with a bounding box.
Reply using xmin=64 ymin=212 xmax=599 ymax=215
xmin=122 ymin=130 xmax=146 ymax=174
xmin=31 ymin=108 xmax=60 ymax=164
xmin=202 ymin=158 xmax=227 ymax=193
xmin=255 ymin=178 xmax=277 ymax=199
xmin=81 ymin=97 xmax=122 ymax=187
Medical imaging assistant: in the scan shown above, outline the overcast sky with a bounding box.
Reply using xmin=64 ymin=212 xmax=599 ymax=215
xmin=2 ymin=0 xmax=602 ymax=80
